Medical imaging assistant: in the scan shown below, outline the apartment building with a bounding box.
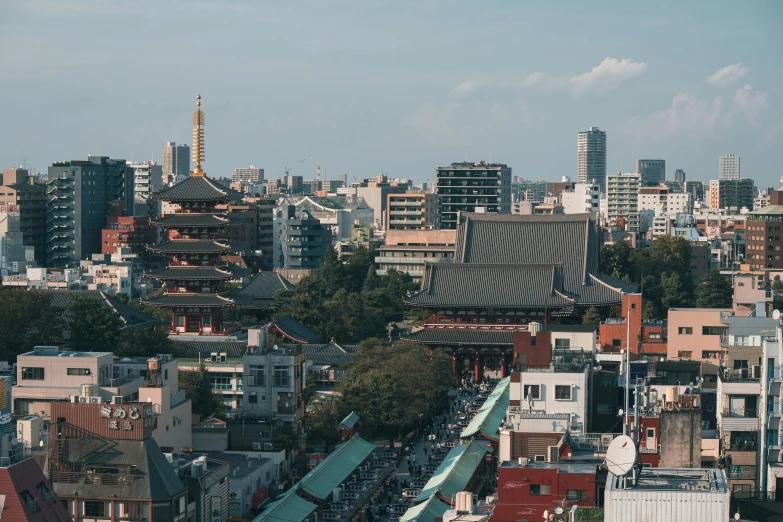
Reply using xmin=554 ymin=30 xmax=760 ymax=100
xmin=385 ymin=192 xmax=440 ymax=230
xmin=162 ymin=142 xmax=190 ymax=184
xmin=128 ymin=160 xmax=163 ymax=205
xmin=667 ymin=308 xmax=730 ymax=375
xmin=435 ymin=162 xmax=511 ymax=229
xmin=578 ymin=127 xmax=607 ymax=194
xmin=605 ymin=172 xmax=641 ymax=228
xmin=746 ymin=190 xmax=783 ymax=270
xmin=280 ymin=205 xmax=330 ymax=269
xmin=374 ymin=229 xmax=456 ymax=282
xmin=233 ymin=165 xmax=264 ymax=184
xmin=709 ymin=179 xmax=755 ymax=211
xmin=720 ymin=154 xmax=740 ymax=181
xmin=561 ymin=183 xmax=600 ymax=214
xmin=638 ymin=185 xmax=692 ymax=215
xmin=0 ymin=168 xmax=47 ymax=264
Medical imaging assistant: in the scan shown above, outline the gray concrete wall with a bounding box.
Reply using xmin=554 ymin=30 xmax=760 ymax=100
xmin=660 ymin=408 xmax=703 ymax=468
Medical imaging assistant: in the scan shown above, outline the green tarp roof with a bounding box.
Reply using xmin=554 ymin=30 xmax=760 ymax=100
xmin=400 ymin=495 xmax=451 ymax=522
xmin=297 ymin=436 xmax=376 ymax=500
xmin=415 ymin=440 xmax=491 ymax=503
xmin=339 ymin=411 xmax=359 ymax=430
xmin=460 ymin=376 xmax=511 ymax=440
xmin=252 ymin=491 xmax=317 ymax=522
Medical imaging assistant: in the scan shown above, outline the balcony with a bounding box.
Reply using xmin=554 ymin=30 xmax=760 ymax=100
xmin=43 ymin=490 xmax=56 ymax=506
xmin=720 ymin=368 xmax=760 ymax=383
xmin=719 ymin=335 xmax=761 ymax=348
xmin=720 ymin=408 xmax=759 ymax=431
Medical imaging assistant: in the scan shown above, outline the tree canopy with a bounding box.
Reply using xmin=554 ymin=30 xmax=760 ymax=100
xmin=0 ymin=288 xmax=64 ymax=363
xmin=179 ymin=362 xmax=226 ymax=416
xmin=66 ymin=294 xmax=123 ymax=352
xmin=696 ymin=268 xmax=733 ymax=308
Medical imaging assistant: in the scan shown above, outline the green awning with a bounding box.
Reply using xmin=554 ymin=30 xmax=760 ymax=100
xmin=416 ymin=440 xmax=491 ymax=503
xmin=460 ymin=376 xmax=511 ymax=440
xmin=252 ymin=491 xmax=317 ymax=522
xmin=297 ymin=436 xmax=376 ymax=500
xmin=400 ymin=495 xmax=451 ymax=522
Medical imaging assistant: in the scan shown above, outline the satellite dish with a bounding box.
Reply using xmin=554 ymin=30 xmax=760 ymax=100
xmin=10 ymin=437 xmax=17 ymax=446
xmin=774 ymin=309 xmax=781 ymax=321
xmin=617 ymin=408 xmax=624 ymax=417
xmin=554 ymin=507 xmax=564 ymax=515
xmin=605 ymin=435 xmax=637 ymax=476
xmin=734 ymin=511 xmax=741 ymax=521
xmin=39 ymin=440 xmax=44 ymax=447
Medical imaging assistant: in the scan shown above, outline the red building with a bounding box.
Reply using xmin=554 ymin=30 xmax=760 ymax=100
xmin=598 ymin=293 xmax=667 ymax=361
xmin=100 ymin=200 xmax=155 ymax=256
xmin=494 ymin=460 xmax=601 ymax=522
xmin=0 ymin=455 xmax=72 ymax=522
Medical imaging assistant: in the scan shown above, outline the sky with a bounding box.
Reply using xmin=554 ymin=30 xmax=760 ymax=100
xmin=1 ymin=1 xmax=782 ymax=186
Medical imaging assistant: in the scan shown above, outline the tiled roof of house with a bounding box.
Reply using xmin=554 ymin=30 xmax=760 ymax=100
xmin=152 ymin=176 xmax=243 ymax=202
xmin=148 ymin=240 xmax=231 ymax=254
xmin=399 ymin=494 xmax=450 ymax=522
xmin=0 ymin=458 xmax=71 ymax=522
xmin=172 ymin=341 xmax=247 ymax=359
xmin=46 ymin=290 xmax=160 ymax=330
xmin=405 ymin=263 xmax=574 ymax=308
xmin=145 ymin=267 xmax=234 ymax=281
xmin=403 ymin=329 xmax=514 ymax=345
xmin=150 ymin=214 xmax=229 ymax=227
xmin=301 ymin=342 xmax=358 ymax=365
xmin=339 ymin=412 xmax=359 ymax=430
xmin=253 ymin=490 xmax=317 ymax=522
xmin=231 ymin=271 xmax=294 ymax=307
xmin=271 ymin=314 xmax=323 ymax=344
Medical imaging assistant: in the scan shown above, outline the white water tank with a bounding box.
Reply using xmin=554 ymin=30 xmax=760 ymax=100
xmin=665 ymin=386 xmax=679 ymax=404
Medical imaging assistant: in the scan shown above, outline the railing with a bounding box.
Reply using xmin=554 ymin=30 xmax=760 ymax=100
xmin=769 ymin=401 xmax=783 ymax=416
xmin=722 ymin=408 xmax=758 ymax=418
xmin=51 ymin=470 xmax=138 ymax=486
xmin=726 ymin=442 xmax=758 ymax=451
xmin=719 ymin=335 xmax=761 ymax=348
xmin=105 ymin=371 xmax=142 ymax=387
xmin=771 ymin=365 xmax=783 ymax=379
xmin=43 ymin=490 xmax=56 ymax=506
xmin=720 ymin=370 xmax=759 ymax=383
xmin=0 ymin=446 xmax=32 ymax=467
xmin=569 ymin=433 xmax=611 ymax=454
xmin=27 ymin=499 xmax=40 ymax=514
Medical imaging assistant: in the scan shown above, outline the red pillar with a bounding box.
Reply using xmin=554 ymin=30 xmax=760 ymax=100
xmin=500 ymin=352 xmax=508 ymax=378
xmin=452 ymin=351 xmax=458 ymax=377
xmin=474 ymin=353 xmax=481 ymax=383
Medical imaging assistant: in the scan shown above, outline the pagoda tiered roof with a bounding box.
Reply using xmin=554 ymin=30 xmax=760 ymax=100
xmin=152 ymin=176 xmax=243 ymax=202
xmin=148 ymin=239 xmax=231 ymax=254
xmin=143 ymin=293 xmax=234 ymax=307
xmin=145 ymin=266 xmax=234 ymax=281
xmin=150 ymin=214 xmax=229 ymax=227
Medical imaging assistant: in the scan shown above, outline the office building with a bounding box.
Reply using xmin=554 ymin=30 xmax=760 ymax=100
xmin=746 ymin=190 xmax=783 ymax=269
xmin=435 ymin=161 xmax=511 ymax=229
xmin=708 ymin=178 xmax=755 ymax=210
xmin=636 ymin=159 xmax=665 ymax=186
xmin=674 ymin=168 xmax=686 ymax=183
xmin=280 ymin=205 xmax=329 ymax=269
xmin=0 ymin=168 xmax=47 ymax=264
xmin=284 ymin=175 xmax=303 ymax=195
xmin=375 ymin=229 xmax=456 ymax=282
xmin=685 ymin=180 xmax=705 ymax=203
xmin=577 ymin=127 xmax=607 ymax=194
xmin=561 ymin=183 xmax=600 ymax=214
xmin=46 ymin=155 xmax=134 ymax=268
xmin=719 ymin=154 xmax=740 ymax=180
xmin=233 ymin=165 xmax=264 ymax=184
xmin=638 ymin=186 xmax=692 ymax=215
xmin=385 ymin=192 xmax=441 ymax=230
xmin=162 ymin=141 xmax=190 ymax=184
xmin=606 ymin=172 xmax=641 ymax=226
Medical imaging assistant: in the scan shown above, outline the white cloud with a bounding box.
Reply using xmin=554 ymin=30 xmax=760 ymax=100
xmin=706 ymin=63 xmax=748 ymax=85
xmin=568 ymin=57 xmax=647 ymax=96
xmin=733 ymin=84 xmax=768 ymax=122
xmin=450 ymin=57 xmax=646 ymax=98
xmin=642 ymin=92 xmax=730 ymax=137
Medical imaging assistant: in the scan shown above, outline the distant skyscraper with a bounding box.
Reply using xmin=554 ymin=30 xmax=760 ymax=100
xmin=233 ymin=165 xmax=264 ymax=184
xmin=674 ymin=169 xmax=686 ymax=183
xmin=578 ymin=127 xmax=607 ymax=194
xmin=719 ymin=154 xmax=740 ymax=180
xmin=435 ymin=162 xmax=511 ymax=229
xmin=162 ymin=141 xmax=190 ymax=183
xmin=636 ymin=159 xmax=665 ymax=186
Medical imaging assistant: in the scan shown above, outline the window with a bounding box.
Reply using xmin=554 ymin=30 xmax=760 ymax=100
xmin=702 ymin=326 xmax=726 ymax=336
xmin=164 ymin=369 xmax=169 ymax=380
xmin=248 ymin=365 xmax=265 ymax=386
xmin=84 ymin=501 xmax=107 ymax=517
xmin=554 ymin=338 xmax=571 ymax=349
xmin=21 ymin=367 xmax=44 ymax=380
xmin=530 ymin=484 xmax=551 ymax=496
xmin=249 ymin=392 xmax=258 ymax=404
xmin=734 ymin=360 xmax=749 ymax=370
xmin=646 ymin=428 xmax=655 ymax=438
xmin=175 ymin=315 xmax=185 ymax=326
xmin=209 ymin=373 xmax=233 ymax=391
xmin=534 ymin=455 xmax=546 ymax=462
xmin=678 ymin=351 xmax=693 ymax=358
xmin=648 ymin=332 xmax=661 ymax=339
xmin=66 ymin=368 xmax=90 ymax=376
xmin=566 ymin=490 xmax=587 ymax=501
xmin=555 ymin=385 xmax=572 ymax=400
xmin=597 ymin=404 xmax=613 ymax=415
xmin=612 ymin=339 xmax=621 ymax=347
xmin=678 ymin=327 xmax=693 ymax=335
xmin=277 ymin=392 xmax=294 ymax=414
xmin=523 ymin=385 xmax=540 ymax=400
xmin=274 ymin=366 xmax=291 ymax=387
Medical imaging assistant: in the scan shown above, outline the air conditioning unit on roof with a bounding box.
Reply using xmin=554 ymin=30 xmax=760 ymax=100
xmin=89 ymin=396 xmax=102 ymax=404
xmin=78 ymin=396 xmax=89 ymax=403
xmin=252 ymin=442 xmax=262 ymax=450
xmin=264 ymin=443 xmax=273 ymax=451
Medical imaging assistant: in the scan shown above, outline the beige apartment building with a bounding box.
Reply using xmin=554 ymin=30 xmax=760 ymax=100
xmin=385 ymin=192 xmax=441 ymax=231
xmin=375 ymin=229 xmax=456 ymax=282
xmin=667 ymin=308 xmax=730 ymax=374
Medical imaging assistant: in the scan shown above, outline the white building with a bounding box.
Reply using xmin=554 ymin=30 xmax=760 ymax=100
xmin=86 ymin=263 xmax=132 ymax=297
xmin=720 ymin=154 xmax=740 ymax=180
xmin=561 ymin=183 xmax=600 ymax=214
xmin=128 ymin=160 xmax=163 ymax=201
xmin=606 ymin=171 xmax=641 ymax=227
xmin=638 ymin=186 xmax=692 ymax=215
xmin=508 ymin=366 xmax=590 ymax=433
xmin=233 ymin=165 xmax=264 ymax=185
xmin=578 ymin=127 xmax=607 ymax=194
xmin=162 ymin=142 xmax=190 ymax=184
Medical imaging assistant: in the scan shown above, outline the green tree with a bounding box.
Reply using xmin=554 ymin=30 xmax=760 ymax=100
xmin=362 ymin=265 xmax=381 ymax=293
xmin=318 ymin=247 xmax=346 ymax=296
xmin=582 ymin=307 xmax=601 ymax=326
xmin=179 ymin=363 xmax=226 ymax=416
xmin=66 ymin=294 xmax=122 ymax=352
xmin=600 ymin=241 xmax=634 ymax=281
xmin=660 ymin=272 xmax=693 ymax=311
xmin=345 ymin=245 xmax=374 ymax=293
xmin=0 ymin=289 xmax=65 ymax=362
xmin=273 ymin=422 xmax=303 ymax=454
xmin=116 ymin=327 xmax=176 ymax=358
xmin=306 ymin=397 xmax=342 ymax=448
xmin=696 ymin=268 xmax=733 ymax=308
xmin=773 ymin=275 xmax=783 ymax=293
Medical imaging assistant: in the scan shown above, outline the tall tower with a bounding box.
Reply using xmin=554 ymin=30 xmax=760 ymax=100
xmin=143 ymin=96 xmax=242 ymax=337
xmin=719 ymin=154 xmax=740 ymax=180
xmin=578 ymin=127 xmax=607 ymax=194
xmin=162 ymin=142 xmax=190 ymax=183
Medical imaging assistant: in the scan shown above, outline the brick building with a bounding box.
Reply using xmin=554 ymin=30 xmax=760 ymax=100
xmin=101 ymin=201 xmax=155 ymax=256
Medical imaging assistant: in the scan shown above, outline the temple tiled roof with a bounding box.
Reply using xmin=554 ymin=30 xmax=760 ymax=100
xmin=152 ymin=176 xmax=243 ymax=202
xmin=403 ymin=328 xmax=514 ymax=345
xmin=145 ymin=267 xmax=234 ymax=280
xmin=47 ymin=290 xmax=160 ymax=330
xmin=150 ymin=214 xmax=229 ymax=227
xmin=270 ymin=314 xmax=323 ymax=344
xmin=142 ymin=293 xmax=234 ymax=307
xmin=173 ymin=340 xmax=247 ymax=358
xmin=230 ymin=271 xmax=294 ymax=307
xmin=301 ymin=341 xmax=358 ymax=365
xmin=404 ymin=263 xmax=574 ymax=309
xmin=148 ymin=240 xmax=231 ymax=254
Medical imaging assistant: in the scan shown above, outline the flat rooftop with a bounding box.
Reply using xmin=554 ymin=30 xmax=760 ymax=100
xmin=22 ymin=349 xmax=111 ymax=358
xmin=499 ymin=460 xmax=600 ymax=474
xmin=608 ymin=468 xmax=728 ymax=493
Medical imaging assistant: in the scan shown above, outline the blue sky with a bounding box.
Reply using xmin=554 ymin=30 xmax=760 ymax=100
xmin=1 ymin=1 xmax=781 ymax=185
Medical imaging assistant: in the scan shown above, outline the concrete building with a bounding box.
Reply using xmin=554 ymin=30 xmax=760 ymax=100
xmin=720 ymin=153 xmax=741 ymax=180
xmin=638 ymin=185 xmax=692 ymax=215
xmin=101 ymin=200 xmax=154 ymax=257
xmin=560 ymin=183 xmax=600 ymax=214
xmin=284 ymin=175 xmax=303 ymax=195
xmin=674 ymin=168 xmax=686 ymax=183
xmin=289 ymin=195 xmax=374 ymax=240
xmin=435 ymin=162 xmax=511 ymax=229
xmin=128 ymin=160 xmax=163 ymax=206
xmin=667 ymin=308 xmax=730 ymax=372
xmin=47 ymin=156 xmax=134 ymax=268
xmin=637 ymin=159 xmax=665 ymax=186
xmin=0 ymin=204 xmax=36 ymax=275
xmin=606 ymin=171 xmax=641 ymax=227
xmin=374 ymin=229 xmax=456 ymax=282
xmin=169 ymin=453 xmax=230 ymax=522
xmin=685 ymin=180 xmax=705 ymax=203
xmin=280 ymin=205 xmax=329 ymax=269
xmin=746 ymin=190 xmax=783 ymax=270
xmin=385 ymin=192 xmax=441 ymax=230
xmin=0 ymin=168 xmax=47 ymax=264
xmin=162 ymin=141 xmax=190 ymax=185
xmin=709 ymin=178 xmax=755 ymax=211
xmin=233 ymin=165 xmax=264 ymax=185
xmin=578 ymin=127 xmax=607 ymax=194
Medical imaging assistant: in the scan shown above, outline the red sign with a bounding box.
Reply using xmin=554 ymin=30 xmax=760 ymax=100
xmin=252 ymin=486 xmax=269 ymax=508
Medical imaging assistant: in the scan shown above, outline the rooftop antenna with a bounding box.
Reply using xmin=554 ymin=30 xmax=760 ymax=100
xmin=605 ymin=434 xmax=637 ymax=489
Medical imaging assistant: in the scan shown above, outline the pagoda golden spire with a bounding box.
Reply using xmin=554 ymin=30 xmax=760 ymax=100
xmin=191 ymin=94 xmax=206 ymax=177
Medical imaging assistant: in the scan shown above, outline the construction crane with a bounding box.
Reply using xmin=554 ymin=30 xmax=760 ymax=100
xmin=284 ymin=158 xmax=306 ymax=176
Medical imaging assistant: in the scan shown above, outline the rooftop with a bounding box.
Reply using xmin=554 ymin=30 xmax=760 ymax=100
xmin=607 ymin=467 xmax=729 ymax=493
xmin=499 ymin=460 xmax=600 ymax=474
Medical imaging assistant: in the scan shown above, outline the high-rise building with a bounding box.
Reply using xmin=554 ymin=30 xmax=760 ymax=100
xmin=435 ymin=161 xmax=511 ymax=229
xmin=281 ymin=205 xmax=329 ymax=268
xmin=684 ymin=180 xmax=705 ymax=203
xmin=385 ymin=192 xmax=441 ymax=231
xmin=46 ymin=156 xmax=134 ymax=267
xmin=719 ymin=154 xmax=740 ymax=180
xmin=636 ymin=159 xmax=665 ymax=186
xmin=606 ymin=171 xmax=641 ymax=228
xmin=162 ymin=141 xmax=190 ymax=184
xmin=708 ymin=178 xmax=755 ymax=210
xmin=0 ymin=168 xmax=46 ymax=264
xmin=233 ymin=165 xmax=264 ymax=184
xmin=578 ymin=127 xmax=607 ymax=194
xmin=284 ymin=175 xmax=304 ymax=195
xmin=674 ymin=169 xmax=686 ymax=183
xmin=128 ymin=160 xmax=163 ymax=206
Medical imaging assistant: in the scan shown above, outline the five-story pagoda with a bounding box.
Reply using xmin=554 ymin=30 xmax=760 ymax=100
xmin=143 ymin=95 xmax=242 ymax=336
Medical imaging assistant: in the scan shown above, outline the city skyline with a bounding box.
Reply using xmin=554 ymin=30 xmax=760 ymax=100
xmin=1 ymin=1 xmax=781 ymax=185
